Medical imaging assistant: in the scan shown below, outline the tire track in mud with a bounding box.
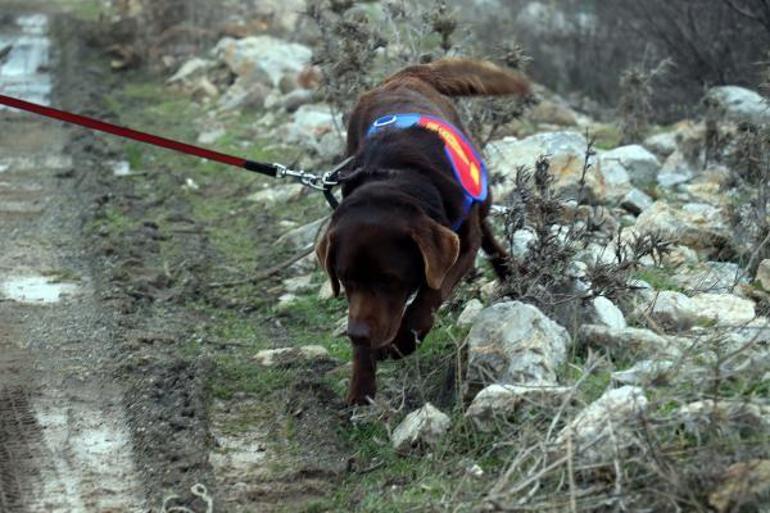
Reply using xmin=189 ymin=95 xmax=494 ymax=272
xmin=0 ymin=387 xmax=44 ymax=513
xmin=0 ymin=8 xmax=146 ymax=511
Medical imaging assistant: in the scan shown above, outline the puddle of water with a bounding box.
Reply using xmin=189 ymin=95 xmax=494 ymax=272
xmin=1 ymin=275 xmax=79 ymax=304
xmin=0 ymin=155 xmax=73 ymax=171
xmin=0 ymin=14 xmax=51 ymax=107
xmin=34 ymin=399 xmax=147 ymax=512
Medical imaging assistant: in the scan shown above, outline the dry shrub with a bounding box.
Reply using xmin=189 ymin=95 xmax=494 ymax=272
xmin=306 ymin=0 xmax=532 ymax=141
xmin=617 ymin=58 xmax=672 ymax=143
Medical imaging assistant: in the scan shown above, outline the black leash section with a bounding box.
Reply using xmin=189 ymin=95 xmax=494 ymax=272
xmin=0 ymin=93 xmax=343 ymax=208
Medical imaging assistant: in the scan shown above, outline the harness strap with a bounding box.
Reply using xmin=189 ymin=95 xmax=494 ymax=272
xmin=366 ymin=113 xmax=488 ymax=231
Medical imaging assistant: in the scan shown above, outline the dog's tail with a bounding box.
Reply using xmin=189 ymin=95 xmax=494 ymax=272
xmin=385 ymin=58 xmax=531 ymax=98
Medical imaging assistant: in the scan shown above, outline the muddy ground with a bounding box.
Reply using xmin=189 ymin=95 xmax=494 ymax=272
xmin=0 ymin=5 xmax=362 ymax=512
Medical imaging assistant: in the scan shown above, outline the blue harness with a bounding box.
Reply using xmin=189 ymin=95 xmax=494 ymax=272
xmin=366 ymin=113 xmax=488 ymax=231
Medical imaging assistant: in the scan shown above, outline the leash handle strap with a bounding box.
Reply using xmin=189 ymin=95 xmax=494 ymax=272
xmin=0 ymin=94 xmax=278 ymax=177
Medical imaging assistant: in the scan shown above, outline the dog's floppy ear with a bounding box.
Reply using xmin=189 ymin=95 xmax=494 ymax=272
xmin=315 ymin=229 xmax=340 ymax=297
xmin=411 ymin=217 xmax=460 ymax=290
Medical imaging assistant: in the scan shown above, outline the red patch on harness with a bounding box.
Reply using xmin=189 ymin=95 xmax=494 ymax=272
xmin=417 ymin=116 xmax=487 ymax=200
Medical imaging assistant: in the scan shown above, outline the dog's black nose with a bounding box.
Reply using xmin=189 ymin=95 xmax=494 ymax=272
xmin=347 ymin=320 xmax=371 ymax=345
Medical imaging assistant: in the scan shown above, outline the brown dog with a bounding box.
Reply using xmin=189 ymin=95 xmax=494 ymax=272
xmin=316 ymin=59 xmax=531 ymax=405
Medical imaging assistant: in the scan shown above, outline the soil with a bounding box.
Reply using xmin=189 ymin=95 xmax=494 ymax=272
xmin=0 ymin=5 xmax=350 ymax=512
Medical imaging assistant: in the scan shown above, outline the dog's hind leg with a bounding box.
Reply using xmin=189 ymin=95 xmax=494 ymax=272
xmin=481 ymin=219 xmax=511 ymax=281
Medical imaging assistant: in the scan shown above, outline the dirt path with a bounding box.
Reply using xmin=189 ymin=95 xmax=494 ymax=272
xmin=0 ymin=11 xmax=145 ymax=512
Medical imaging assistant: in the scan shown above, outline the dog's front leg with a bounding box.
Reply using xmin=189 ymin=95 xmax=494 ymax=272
xmin=386 ymin=287 xmax=443 ymax=360
xmin=348 ymin=344 xmax=377 ymax=405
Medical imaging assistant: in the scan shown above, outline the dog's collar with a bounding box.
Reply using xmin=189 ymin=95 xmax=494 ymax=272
xmin=366 ymin=113 xmax=488 ymax=231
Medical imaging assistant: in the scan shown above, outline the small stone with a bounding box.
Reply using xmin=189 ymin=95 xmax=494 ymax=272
xmin=457 ymin=299 xmax=484 ymax=327
xmin=557 ymin=386 xmax=647 ymax=464
xmin=197 ymin=126 xmax=226 ymax=144
xmin=690 ymin=293 xmax=756 ymax=326
xmin=276 ymin=217 xmax=328 ymax=251
xmin=757 ymin=259 xmax=770 ymax=291
xmin=620 ymin=188 xmax=653 ymax=215
xmin=466 ymin=383 xmax=570 ymax=431
xmin=590 ymin=296 xmax=627 ymax=329
xmin=167 ymin=57 xmax=213 ymax=84
xmin=645 ymin=290 xmax=703 ymax=330
xmin=657 ymin=150 xmax=694 ymax=188
xmin=318 ymin=280 xmax=338 ymax=300
xmin=254 ymin=345 xmax=329 ymax=366
xmin=246 ymin=184 xmax=304 ymax=205
xmin=280 ymin=88 xmax=315 ymax=112
xmin=282 ymin=274 xmax=313 ymax=293
xmin=600 ymin=144 xmax=660 ymax=189
xmin=391 ymin=403 xmax=451 ymax=452
xmin=276 ymin=293 xmax=298 ymax=311
xmin=510 ymin=229 xmax=537 ymax=259
xmin=612 ymin=360 xmax=675 ymax=386
xmin=183 ymin=178 xmax=199 ymax=191
xmin=578 ymin=324 xmax=679 ymax=358
xmin=643 ymin=131 xmax=677 ymax=158
xmin=479 ymin=279 xmax=498 ymax=302
xmin=466 ymin=463 xmax=485 ymax=478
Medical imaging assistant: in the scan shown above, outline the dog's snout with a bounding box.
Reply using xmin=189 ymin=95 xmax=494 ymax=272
xmin=347 ymin=319 xmax=371 ymax=344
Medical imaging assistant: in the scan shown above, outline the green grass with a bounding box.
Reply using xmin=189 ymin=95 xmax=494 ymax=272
xmin=633 ymin=267 xmax=683 ymax=292
xmin=591 ymin=122 xmax=623 ymax=150
xmin=54 ymin=0 xmax=107 ymax=20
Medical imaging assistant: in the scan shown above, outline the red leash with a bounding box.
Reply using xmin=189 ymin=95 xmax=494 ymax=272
xmin=0 ymin=93 xmax=280 ymax=176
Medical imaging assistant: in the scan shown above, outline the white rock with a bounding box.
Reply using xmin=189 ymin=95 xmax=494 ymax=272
xmin=488 ymin=132 xmax=613 ymax=202
xmin=633 ymin=200 xmax=729 ymax=250
xmin=167 ymin=57 xmax=213 ymax=84
xmin=282 ymin=274 xmax=314 ymax=293
xmin=705 ymin=86 xmax=770 ymax=125
xmin=557 ymin=386 xmax=647 ymax=464
xmin=278 ymin=103 xmax=344 ymax=155
xmin=690 ymin=293 xmax=756 ymax=326
xmin=612 ymin=360 xmax=675 ymax=385
xmin=758 ymin=259 xmax=770 ymax=291
xmin=254 ymin=345 xmax=329 ymax=366
xmin=511 ymin=228 xmax=537 ymax=259
xmin=318 ymin=280 xmax=339 ymax=300
xmin=679 ymin=400 xmax=770 ymax=435
xmin=645 ymin=290 xmax=703 ymax=330
xmin=590 ymin=296 xmax=627 ymax=329
xmin=466 ymin=301 xmax=571 ymax=387
xmin=197 ymin=126 xmax=226 ymax=144
xmin=578 ymin=324 xmax=679 ymax=358
xmin=466 ymin=383 xmax=571 ymax=431
xmin=657 ymin=150 xmax=694 ymax=187
xmin=276 ymin=292 xmax=298 ymax=311
xmin=217 ymin=78 xmax=270 ymax=111
xmin=643 ymin=131 xmax=678 ymax=158
xmin=392 ymin=403 xmax=451 ymax=452
xmin=276 ymin=217 xmax=328 ymax=250
xmin=667 ymin=255 xmax=748 ymax=293
xmin=620 ymin=188 xmax=653 ymax=215
xmin=213 ymin=36 xmax=312 ymax=87
xmin=600 ymin=144 xmax=661 ymax=188
xmin=457 ymin=299 xmax=484 ymax=327
xmin=246 ymin=184 xmax=304 ymax=205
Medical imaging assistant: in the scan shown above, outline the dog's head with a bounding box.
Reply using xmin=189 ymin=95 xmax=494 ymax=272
xmin=316 ymin=204 xmax=459 ymax=349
